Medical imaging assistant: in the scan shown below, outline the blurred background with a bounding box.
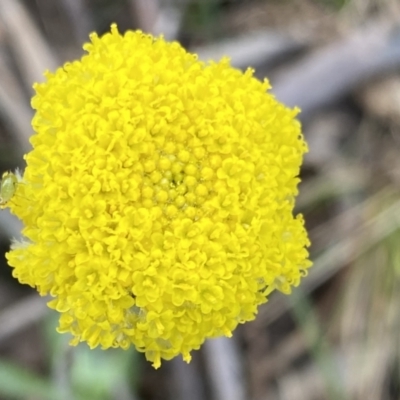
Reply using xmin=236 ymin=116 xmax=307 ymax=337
xmin=1 ymin=0 xmax=400 ymax=399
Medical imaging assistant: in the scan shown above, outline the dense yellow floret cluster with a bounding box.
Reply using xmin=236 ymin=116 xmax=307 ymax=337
xmin=6 ymin=25 xmax=311 ymax=368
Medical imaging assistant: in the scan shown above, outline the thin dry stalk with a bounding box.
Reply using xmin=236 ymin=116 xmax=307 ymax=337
xmin=0 ymin=295 xmax=48 ymax=343
xmin=203 ymin=337 xmax=246 ymax=400
xmin=194 ymin=30 xmax=305 ymax=69
xmin=260 ymin=188 xmax=400 ymax=326
xmin=0 ymin=0 xmax=57 ymax=90
xmin=273 ymin=20 xmax=400 ymax=119
xmin=59 ymin=0 xmax=94 ymax=44
xmin=129 ymin=0 xmax=160 ymax=33
xmin=0 ymin=211 xmax=22 ymax=241
xmin=169 ymin=357 xmax=206 ymax=400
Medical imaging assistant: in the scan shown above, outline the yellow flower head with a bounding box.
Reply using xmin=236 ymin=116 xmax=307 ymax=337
xmin=7 ymin=25 xmax=311 ymax=368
